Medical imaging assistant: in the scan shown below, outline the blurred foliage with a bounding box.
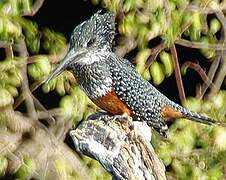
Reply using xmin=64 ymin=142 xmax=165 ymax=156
xmin=0 ymin=0 xmax=225 ymax=179
xmin=0 ymin=0 xmax=108 ymax=179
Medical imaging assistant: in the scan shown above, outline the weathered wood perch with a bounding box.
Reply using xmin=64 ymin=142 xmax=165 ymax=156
xmin=70 ymin=113 xmax=166 ymax=180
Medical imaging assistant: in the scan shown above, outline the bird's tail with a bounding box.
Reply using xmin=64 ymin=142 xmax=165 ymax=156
xmin=183 ymin=110 xmax=219 ymax=125
xmin=171 ymin=103 xmax=223 ymax=126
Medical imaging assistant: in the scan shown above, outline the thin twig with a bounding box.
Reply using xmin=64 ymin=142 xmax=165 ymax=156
xmin=215 ymin=12 xmax=226 ymax=34
xmin=5 ymin=45 xmax=14 ymax=59
xmin=37 ymin=108 xmax=63 ymax=119
xmin=182 ymin=61 xmax=214 ymax=85
xmin=200 ymin=53 xmax=221 ymax=99
xmin=163 ymin=0 xmax=171 ymax=29
xmin=30 ymin=77 xmax=46 ymax=92
xmin=170 ymin=44 xmax=186 ymax=103
xmin=14 ymin=78 xmax=45 ymax=109
xmin=31 ymin=94 xmax=56 ymax=125
xmin=202 ymin=14 xmax=208 ymax=35
xmin=182 ymin=61 xmax=215 ymax=96
xmin=115 ymin=36 xmax=137 ymax=57
xmin=116 ymin=0 xmax=125 ymax=21
xmin=27 ymin=56 xmax=38 ymax=64
xmin=52 ymin=117 xmax=72 ymax=141
xmin=0 ymin=41 xmax=13 ymax=48
xmin=14 ymin=38 xmax=37 ymax=120
xmin=175 ymin=38 xmax=226 ymax=50
xmin=145 ymin=43 xmax=165 ymax=68
xmin=207 ymin=8 xmax=226 ymax=96
xmin=22 ymin=0 xmax=45 ymax=16
xmin=186 ymin=3 xmax=226 ymax=14
xmin=199 ymin=8 xmax=226 ymax=98
xmin=209 ymin=55 xmax=226 ymax=96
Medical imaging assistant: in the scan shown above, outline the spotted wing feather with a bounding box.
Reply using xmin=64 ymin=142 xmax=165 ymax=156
xmin=107 ymin=53 xmax=170 ymax=133
xmin=107 ymin=53 xmax=218 ymax=134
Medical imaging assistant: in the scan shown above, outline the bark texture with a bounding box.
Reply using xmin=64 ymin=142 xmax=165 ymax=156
xmin=70 ymin=113 xmax=166 ymax=180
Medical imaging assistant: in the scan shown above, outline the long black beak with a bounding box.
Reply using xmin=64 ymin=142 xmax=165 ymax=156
xmin=45 ymin=49 xmax=85 ymax=84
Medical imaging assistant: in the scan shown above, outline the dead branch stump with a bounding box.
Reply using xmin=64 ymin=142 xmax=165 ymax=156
xmin=70 ymin=114 xmax=166 ymax=180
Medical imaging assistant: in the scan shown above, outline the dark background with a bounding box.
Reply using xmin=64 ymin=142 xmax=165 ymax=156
xmin=31 ymin=0 xmax=217 ymax=106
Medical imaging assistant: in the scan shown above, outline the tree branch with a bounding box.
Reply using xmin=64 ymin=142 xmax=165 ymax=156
xmin=145 ymin=43 xmax=165 ymax=69
xmin=175 ymin=38 xmax=226 ymax=50
xmin=182 ymin=61 xmax=215 ymax=93
xmin=209 ymin=55 xmax=226 ymax=96
xmin=0 ymin=40 xmax=13 ymax=48
xmin=200 ymin=54 xmax=221 ymax=99
xmin=13 ymin=39 xmax=37 ymax=120
xmin=22 ymin=0 xmax=45 ymax=16
xmin=1 ymin=107 xmax=90 ymax=180
xmin=115 ymin=36 xmax=137 ymax=57
xmin=70 ymin=114 xmax=166 ymax=180
xmin=170 ymin=44 xmax=186 ymax=103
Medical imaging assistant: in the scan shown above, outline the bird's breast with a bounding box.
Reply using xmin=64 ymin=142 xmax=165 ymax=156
xmin=91 ymin=88 xmax=132 ymax=116
xmin=70 ymin=58 xmax=133 ymax=115
xmin=72 ymin=61 xmax=113 ymax=99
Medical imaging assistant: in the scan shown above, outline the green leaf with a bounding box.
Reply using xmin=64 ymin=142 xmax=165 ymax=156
xmin=150 ymin=61 xmax=165 ymax=85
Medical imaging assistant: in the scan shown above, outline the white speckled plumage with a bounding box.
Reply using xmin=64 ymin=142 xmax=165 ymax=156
xmin=47 ymin=10 xmax=219 ymax=136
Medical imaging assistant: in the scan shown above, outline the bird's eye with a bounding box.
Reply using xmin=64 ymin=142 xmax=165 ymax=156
xmin=87 ymin=37 xmax=96 ymax=47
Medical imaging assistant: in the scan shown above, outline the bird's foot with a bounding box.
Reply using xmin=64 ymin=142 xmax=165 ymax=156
xmin=87 ymin=112 xmax=133 ymax=129
xmin=159 ymin=131 xmax=167 ymax=138
xmin=88 ymin=111 xmax=118 ymax=124
xmin=147 ymin=121 xmax=168 ymax=138
xmin=110 ymin=113 xmax=133 ymax=129
xmin=87 ymin=111 xmax=110 ymax=121
xmin=88 ymin=112 xmax=132 ymax=124
xmin=112 ymin=113 xmax=132 ymax=122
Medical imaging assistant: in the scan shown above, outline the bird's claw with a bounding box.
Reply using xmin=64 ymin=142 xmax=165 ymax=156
xmin=87 ymin=111 xmax=110 ymax=121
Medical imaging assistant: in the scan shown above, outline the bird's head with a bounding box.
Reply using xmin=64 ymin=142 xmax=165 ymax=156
xmin=45 ymin=10 xmax=115 ymax=84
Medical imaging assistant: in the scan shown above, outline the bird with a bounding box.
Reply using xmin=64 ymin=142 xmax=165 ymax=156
xmin=46 ymin=10 xmax=220 ymax=136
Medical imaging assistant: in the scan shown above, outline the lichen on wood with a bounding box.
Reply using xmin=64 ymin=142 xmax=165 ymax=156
xmin=70 ymin=113 xmax=166 ymax=180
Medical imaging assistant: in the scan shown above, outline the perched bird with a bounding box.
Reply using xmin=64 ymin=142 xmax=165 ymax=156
xmin=46 ymin=11 xmax=219 ymax=136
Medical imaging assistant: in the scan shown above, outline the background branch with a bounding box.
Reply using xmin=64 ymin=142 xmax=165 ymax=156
xmin=22 ymin=0 xmax=45 ymax=16
xmin=171 ymin=44 xmax=186 ymax=103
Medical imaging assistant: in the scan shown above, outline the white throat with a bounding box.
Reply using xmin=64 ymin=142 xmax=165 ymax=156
xmin=77 ymin=48 xmax=110 ymax=65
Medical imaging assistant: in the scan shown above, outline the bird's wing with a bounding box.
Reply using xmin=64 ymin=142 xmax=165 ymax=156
xmin=107 ymin=53 xmax=221 ymax=134
xmin=107 ymin=53 xmax=169 ymax=133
